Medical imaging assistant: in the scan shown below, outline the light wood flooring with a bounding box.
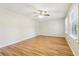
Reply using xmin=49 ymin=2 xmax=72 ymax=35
xmin=0 ymin=35 xmax=73 ymax=56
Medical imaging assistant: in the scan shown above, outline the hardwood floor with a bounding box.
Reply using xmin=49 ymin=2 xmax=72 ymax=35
xmin=0 ymin=35 xmax=73 ymax=56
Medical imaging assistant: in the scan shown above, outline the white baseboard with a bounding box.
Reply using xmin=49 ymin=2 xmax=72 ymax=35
xmin=65 ymin=34 xmax=79 ymax=56
xmin=0 ymin=34 xmax=38 ymax=48
xmin=39 ymin=34 xmax=65 ymax=38
xmin=0 ymin=34 xmax=64 ymax=48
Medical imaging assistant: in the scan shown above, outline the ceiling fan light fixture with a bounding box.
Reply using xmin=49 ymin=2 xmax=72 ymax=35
xmin=38 ymin=15 xmax=44 ymax=18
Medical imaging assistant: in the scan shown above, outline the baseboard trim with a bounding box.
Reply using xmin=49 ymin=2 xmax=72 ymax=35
xmin=0 ymin=34 xmax=65 ymax=48
xmin=65 ymin=37 xmax=75 ymax=56
xmin=65 ymin=34 xmax=79 ymax=56
xmin=39 ymin=35 xmax=65 ymax=38
xmin=0 ymin=34 xmax=38 ymax=48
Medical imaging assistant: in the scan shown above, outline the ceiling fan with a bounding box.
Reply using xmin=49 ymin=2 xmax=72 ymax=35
xmin=33 ymin=10 xmax=50 ymax=17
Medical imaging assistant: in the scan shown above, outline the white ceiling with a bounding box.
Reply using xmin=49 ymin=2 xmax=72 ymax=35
xmin=0 ymin=3 xmax=71 ymax=21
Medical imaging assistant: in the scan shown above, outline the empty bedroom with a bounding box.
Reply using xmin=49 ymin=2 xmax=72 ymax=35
xmin=0 ymin=3 xmax=79 ymax=56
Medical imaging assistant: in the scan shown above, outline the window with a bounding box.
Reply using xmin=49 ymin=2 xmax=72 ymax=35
xmin=70 ymin=4 xmax=78 ymax=39
xmin=71 ymin=12 xmax=77 ymax=38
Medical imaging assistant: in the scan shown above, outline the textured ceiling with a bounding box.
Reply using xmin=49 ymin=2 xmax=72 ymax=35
xmin=0 ymin=3 xmax=71 ymax=21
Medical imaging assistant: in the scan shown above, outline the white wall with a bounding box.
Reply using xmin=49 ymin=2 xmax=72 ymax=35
xmin=39 ymin=19 xmax=65 ymax=37
xmin=0 ymin=8 xmax=37 ymax=48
